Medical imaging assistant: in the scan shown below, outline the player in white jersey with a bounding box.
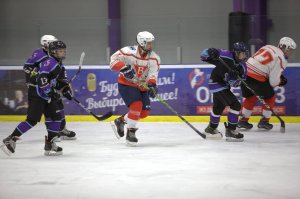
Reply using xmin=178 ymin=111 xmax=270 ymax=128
xmin=238 ymin=37 xmax=297 ymax=130
xmin=110 ymin=31 xmax=161 ymax=146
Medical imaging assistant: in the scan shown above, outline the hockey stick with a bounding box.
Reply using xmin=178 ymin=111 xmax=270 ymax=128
xmin=65 ymin=52 xmax=112 ymax=121
xmin=67 ymin=52 xmax=85 ymax=84
xmin=137 ymin=81 xmax=206 ymax=139
xmin=217 ymin=57 xmax=285 ymax=133
xmin=72 ymin=97 xmax=113 ymax=121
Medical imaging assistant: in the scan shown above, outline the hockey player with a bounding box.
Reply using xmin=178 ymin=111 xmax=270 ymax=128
xmin=110 ymin=31 xmax=161 ymax=146
xmin=200 ymin=42 xmax=249 ymax=142
xmin=24 ymin=35 xmax=76 ymax=140
xmin=238 ymin=37 xmax=297 ymax=130
xmin=1 ymin=41 xmax=72 ymax=156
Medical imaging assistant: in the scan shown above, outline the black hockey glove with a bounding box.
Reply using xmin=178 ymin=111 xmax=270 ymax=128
xmin=208 ymin=48 xmax=220 ymax=60
xmin=279 ymin=75 xmax=287 ymax=87
xmin=148 ymin=83 xmax=158 ymax=98
xmin=62 ymin=86 xmax=73 ymax=100
xmin=120 ymin=65 xmax=135 ymax=80
xmin=48 ymin=89 xmax=61 ymax=103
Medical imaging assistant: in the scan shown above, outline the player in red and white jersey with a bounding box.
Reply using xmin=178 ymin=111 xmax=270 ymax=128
xmin=110 ymin=31 xmax=161 ymax=146
xmin=238 ymin=37 xmax=297 ymax=130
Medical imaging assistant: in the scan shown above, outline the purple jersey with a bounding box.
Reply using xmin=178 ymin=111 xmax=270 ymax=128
xmin=25 ymin=48 xmax=48 ymax=66
xmin=201 ymin=48 xmax=247 ymax=93
xmin=24 ymin=48 xmax=49 ymax=84
xmin=36 ymin=57 xmax=64 ymax=101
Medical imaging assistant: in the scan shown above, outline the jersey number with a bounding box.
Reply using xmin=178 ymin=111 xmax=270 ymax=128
xmin=253 ymin=48 xmax=273 ymax=65
xmin=40 ymin=77 xmax=48 ymax=85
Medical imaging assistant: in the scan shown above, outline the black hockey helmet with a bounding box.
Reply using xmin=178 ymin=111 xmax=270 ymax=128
xmin=48 ymin=41 xmax=67 ymax=61
xmin=232 ymin=42 xmax=249 ymax=62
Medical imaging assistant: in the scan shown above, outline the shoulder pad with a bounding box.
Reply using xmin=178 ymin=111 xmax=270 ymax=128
xmin=39 ymin=57 xmax=59 ymax=73
xmin=120 ymin=46 xmax=137 ymax=54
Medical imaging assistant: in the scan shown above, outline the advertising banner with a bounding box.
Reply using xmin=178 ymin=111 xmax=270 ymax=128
xmin=0 ymin=65 xmax=299 ymax=116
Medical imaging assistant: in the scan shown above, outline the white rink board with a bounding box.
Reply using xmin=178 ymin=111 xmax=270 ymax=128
xmin=0 ymin=122 xmax=300 ymax=199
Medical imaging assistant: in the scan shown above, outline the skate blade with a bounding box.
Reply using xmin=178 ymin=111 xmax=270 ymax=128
xmin=53 ymin=137 xmax=61 ymax=142
xmin=257 ymin=127 xmax=272 ymax=131
xmin=237 ymin=127 xmax=252 ymax=131
xmin=226 ymin=137 xmax=244 ymax=142
xmin=110 ymin=121 xmax=121 ymax=139
xmin=205 ymin=133 xmax=223 ymax=140
xmin=0 ymin=144 xmax=13 ymax=156
xmin=44 ymin=151 xmax=63 ymax=156
xmin=126 ymin=140 xmax=137 ymax=147
xmin=61 ymin=136 xmax=77 ymax=140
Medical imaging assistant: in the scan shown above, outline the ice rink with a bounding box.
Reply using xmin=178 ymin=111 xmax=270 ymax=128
xmin=0 ymin=122 xmax=300 ymax=199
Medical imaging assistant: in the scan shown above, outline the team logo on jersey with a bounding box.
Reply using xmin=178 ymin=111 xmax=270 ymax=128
xmin=32 ymin=53 xmax=37 ymax=58
xmin=189 ymin=68 xmax=205 ymax=88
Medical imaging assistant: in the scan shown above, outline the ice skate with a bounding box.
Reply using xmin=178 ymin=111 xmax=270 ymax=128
xmin=44 ymin=136 xmax=63 ymax=156
xmin=0 ymin=136 xmax=18 ymax=156
xmin=225 ymin=123 xmax=244 ymax=142
xmin=257 ymin=117 xmax=273 ymax=130
xmin=126 ymin=128 xmax=138 ymax=146
xmin=204 ymin=125 xmax=223 ymax=140
xmin=111 ymin=116 xmax=126 ymax=139
xmin=237 ymin=116 xmax=253 ymax=130
xmin=59 ymin=128 xmax=77 ymax=140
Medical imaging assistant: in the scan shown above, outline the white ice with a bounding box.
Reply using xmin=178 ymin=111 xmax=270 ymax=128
xmin=0 ymin=122 xmax=300 ymax=199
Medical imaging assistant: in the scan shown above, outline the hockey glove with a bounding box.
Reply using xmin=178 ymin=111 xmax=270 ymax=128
xmin=200 ymin=48 xmax=220 ymax=61
xmin=62 ymin=86 xmax=73 ymax=100
xmin=207 ymin=48 xmax=220 ymax=60
xmin=279 ymin=75 xmax=287 ymax=87
xmin=48 ymin=89 xmax=61 ymax=103
xmin=148 ymin=83 xmax=158 ymax=98
xmin=120 ymin=65 xmax=135 ymax=80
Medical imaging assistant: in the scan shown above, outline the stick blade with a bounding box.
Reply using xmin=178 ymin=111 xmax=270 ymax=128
xmin=79 ymin=52 xmax=85 ymax=66
xmin=279 ymin=119 xmax=285 ymax=133
xmin=96 ymin=111 xmax=113 ymax=121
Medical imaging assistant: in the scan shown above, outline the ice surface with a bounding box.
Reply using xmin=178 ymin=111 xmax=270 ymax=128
xmin=0 ymin=122 xmax=300 ymax=199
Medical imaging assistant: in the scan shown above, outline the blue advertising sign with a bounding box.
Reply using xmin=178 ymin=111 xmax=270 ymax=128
xmin=0 ymin=65 xmax=299 ymax=116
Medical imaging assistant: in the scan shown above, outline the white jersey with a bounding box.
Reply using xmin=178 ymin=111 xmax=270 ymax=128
xmin=246 ymin=45 xmax=288 ymax=87
xmin=110 ymin=46 xmax=160 ymax=89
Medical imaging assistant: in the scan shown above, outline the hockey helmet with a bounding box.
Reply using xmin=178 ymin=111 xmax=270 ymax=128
xmin=40 ymin=35 xmax=58 ymax=49
xmin=278 ymin=37 xmax=297 ymax=50
xmin=233 ymin=42 xmax=249 ymax=62
xmin=137 ymin=31 xmax=155 ymax=51
xmin=48 ymin=41 xmax=67 ymax=61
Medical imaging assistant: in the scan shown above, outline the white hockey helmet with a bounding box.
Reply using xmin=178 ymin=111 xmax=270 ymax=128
xmin=137 ymin=31 xmax=155 ymax=48
xmin=278 ymin=37 xmax=297 ymax=50
xmin=40 ymin=35 xmax=58 ymax=49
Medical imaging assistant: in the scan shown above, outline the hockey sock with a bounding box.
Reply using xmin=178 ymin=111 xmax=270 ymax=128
xmin=45 ymin=118 xmax=61 ymax=141
xmin=209 ymin=111 xmax=221 ymax=129
xmin=227 ymin=109 xmax=239 ymax=130
xmin=125 ymin=101 xmax=143 ymax=128
xmin=261 ymin=95 xmax=275 ymax=121
xmin=139 ymin=110 xmax=150 ymax=119
xmin=59 ymin=110 xmax=66 ymax=130
xmin=243 ymin=96 xmax=257 ymax=110
xmin=12 ymin=119 xmax=37 ymax=137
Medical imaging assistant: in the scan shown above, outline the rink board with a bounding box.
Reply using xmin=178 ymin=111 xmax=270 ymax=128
xmin=0 ymin=64 xmax=300 ymax=121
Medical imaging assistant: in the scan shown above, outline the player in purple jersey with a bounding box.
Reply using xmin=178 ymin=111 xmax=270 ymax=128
xmin=24 ymin=35 xmax=76 ymax=140
xmin=1 ymin=41 xmax=72 ymax=156
xmin=200 ymin=42 xmax=248 ymax=142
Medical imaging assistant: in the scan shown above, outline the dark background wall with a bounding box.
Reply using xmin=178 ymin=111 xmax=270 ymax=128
xmin=0 ymin=0 xmax=299 ymax=65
